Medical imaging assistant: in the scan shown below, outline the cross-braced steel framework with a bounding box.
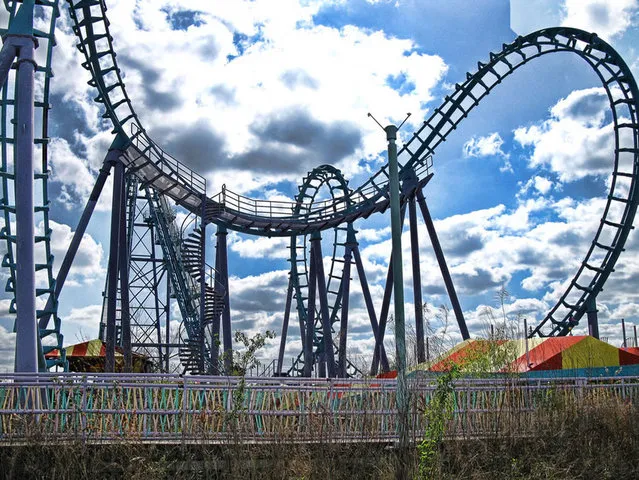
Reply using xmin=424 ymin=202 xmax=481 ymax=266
xmin=2 ymin=0 xmax=639 ymax=378
xmin=98 ymin=175 xmax=175 ymax=371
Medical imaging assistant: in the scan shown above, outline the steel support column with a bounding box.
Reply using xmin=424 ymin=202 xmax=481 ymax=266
xmin=337 ymin=241 xmax=352 ymax=378
xmin=277 ymin=278 xmax=294 ymax=376
xmin=211 ymin=234 xmax=222 ymax=374
xmin=14 ymin=34 xmax=37 ymax=373
xmin=0 ymin=40 xmax=17 ymax=87
xmin=586 ymin=295 xmax=599 ymax=339
xmin=416 ymin=188 xmax=470 ymax=340
xmin=408 ymin=196 xmax=426 ymax=363
xmin=118 ymin=172 xmax=131 ymax=372
xmin=39 ymin=159 xmax=115 ymax=331
xmin=310 ymin=231 xmax=336 ymax=377
xmin=198 ymin=205 xmax=207 ymax=373
xmin=165 ymin=265 xmax=171 ymax=373
xmin=303 ymin=245 xmax=317 ymax=377
xmin=149 ymin=220 xmax=165 ymax=371
xmin=105 ymin=160 xmax=125 ymax=372
xmin=351 ymin=237 xmax=389 ymax=372
xmin=384 ymin=124 xmax=408 ymax=458
xmin=216 ymin=226 xmax=232 ymax=374
xmin=371 ymin=205 xmax=406 ymax=375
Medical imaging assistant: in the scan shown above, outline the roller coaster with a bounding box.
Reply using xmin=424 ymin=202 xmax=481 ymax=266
xmin=1 ymin=0 xmax=639 ymax=377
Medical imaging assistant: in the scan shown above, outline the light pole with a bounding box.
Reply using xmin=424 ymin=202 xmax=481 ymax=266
xmin=369 ymin=112 xmax=411 ymax=472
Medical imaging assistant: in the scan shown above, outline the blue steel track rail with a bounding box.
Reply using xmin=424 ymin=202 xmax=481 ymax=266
xmin=64 ymin=1 xmax=639 ymax=338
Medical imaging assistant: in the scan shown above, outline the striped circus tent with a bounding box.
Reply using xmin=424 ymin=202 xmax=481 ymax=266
xmin=46 ymin=339 xmax=152 ymax=373
xmin=622 ymin=346 xmax=639 ymax=357
xmin=410 ymin=336 xmax=639 ymax=376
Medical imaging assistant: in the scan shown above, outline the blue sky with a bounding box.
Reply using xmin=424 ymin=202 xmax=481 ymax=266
xmin=3 ymin=0 xmax=639 ymax=371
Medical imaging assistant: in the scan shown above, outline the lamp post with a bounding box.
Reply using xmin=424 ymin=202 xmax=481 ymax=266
xmin=370 ymin=112 xmax=411 ymax=474
xmin=385 ymin=123 xmax=409 ymax=446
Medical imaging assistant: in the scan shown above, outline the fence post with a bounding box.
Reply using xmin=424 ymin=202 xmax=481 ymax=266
xmin=81 ymin=376 xmax=88 ymax=442
xmin=181 ymin=376 xmax=187 ymax=443
xmin=465 ymin=381 xmax=470 ymax=437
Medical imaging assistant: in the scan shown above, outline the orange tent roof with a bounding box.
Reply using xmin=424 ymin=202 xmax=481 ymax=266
xmin=45 ymin=339 xmax=144 ymax=358
xmin=430 ymin=339 xmax=507 ymax=372
xmin=412 ymin=336 xmax=639 ymax=374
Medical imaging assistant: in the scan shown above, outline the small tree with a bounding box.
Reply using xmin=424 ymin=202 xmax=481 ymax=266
xmin=222 ymin=330 xmax=276 ymax=440
xmin=230 ymin=330 xmax=276 ymax=375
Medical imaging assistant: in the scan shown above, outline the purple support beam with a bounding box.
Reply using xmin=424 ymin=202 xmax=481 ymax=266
xmin=311 ymin=232 xmax=336 ymax=377
xmin=216 ymin=226 xmax=233 ymax=374
xmin=39 ymin=159 xmax=115 ymax=331
xmin=352 ymin=244 xmax=389 ymax=372
xmin=408 ymin=196 xmax=426 ymax=363
xmin=304 ymin=246 xmax=317 ymax=378
xmin=165 ymin=264 xmax=171 ymax=373
xmin=277 ymin=278 xmax=294 ymax=376
xmin=337 ymin=244 xmax=352 ymax=378
xmin=105 ymin=160 xmax=125 ymax=372
xmin=149 ymin=221 xmax=164 ymax=371
xmin=371 ymin=205 xmax=407 ymax=375
xmin=0 ymin=40 xmax=17 ymax=88
xmin=416 ymin=189 xmax=470 ymax=340
xmin=198 ymin=207 xmax=207 ymax=373
xmin=118 ymin=171 xmax=131 ymax=372
xmin=212 ymin=230 xmax=223 ymax=374
xmin=14 ymin=37 xmax=37 ymax=373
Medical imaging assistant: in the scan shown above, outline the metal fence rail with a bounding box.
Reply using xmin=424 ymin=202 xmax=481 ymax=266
xmin=1 ymin=374 xmax=637 ymax=444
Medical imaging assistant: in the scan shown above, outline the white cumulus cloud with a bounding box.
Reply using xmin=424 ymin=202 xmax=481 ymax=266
xmin=561 ymin=0 xmax=639 ymax=39
xmin=463 ymin=132 xmax=509 ymax=159
xmin=514 ymin=87 xmax=617 ymax=182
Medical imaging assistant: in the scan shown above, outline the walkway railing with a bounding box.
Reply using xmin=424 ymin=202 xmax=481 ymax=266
xmin=1 ymin=374 xmax=637 ymax=444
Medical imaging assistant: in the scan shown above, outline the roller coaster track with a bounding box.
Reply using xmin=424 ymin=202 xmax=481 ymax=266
xmin=287 ymin=165 xmax=363 ymax=376
xmin=0 ymin=0 xmax=634 ymax=371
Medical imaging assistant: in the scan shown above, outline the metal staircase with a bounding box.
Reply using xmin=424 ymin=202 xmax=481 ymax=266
xmin=147 ymin=196 xmax=225 ymax=374
xmin=177 ymin=225 xmax=225 ymax=374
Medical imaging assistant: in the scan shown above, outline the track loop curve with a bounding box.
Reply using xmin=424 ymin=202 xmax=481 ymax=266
xmin=396 ymin=28 xmax=639 ymax=335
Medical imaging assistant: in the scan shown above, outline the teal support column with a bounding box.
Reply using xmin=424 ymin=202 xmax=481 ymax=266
xmin=385 ymin=124 xmax=408 ymax=454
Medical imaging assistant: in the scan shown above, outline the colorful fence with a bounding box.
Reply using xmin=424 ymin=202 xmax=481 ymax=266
xmin=1 ymin=374 xmax=637 ymax=443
